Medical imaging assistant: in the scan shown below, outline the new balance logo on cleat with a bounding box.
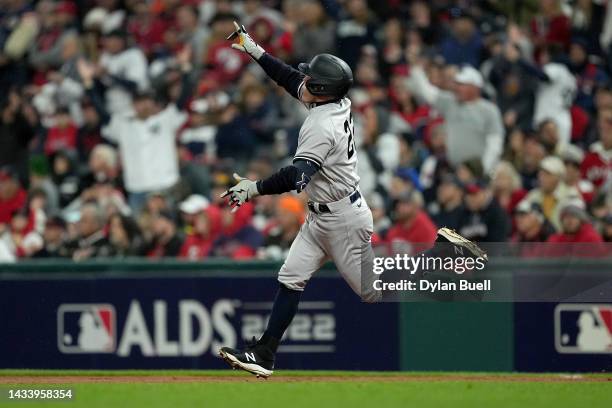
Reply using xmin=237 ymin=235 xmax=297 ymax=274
xmin=219 ymin=339 xmax=275 ymax=378
xmin=437 ymin=227 xmax=488 ymax=262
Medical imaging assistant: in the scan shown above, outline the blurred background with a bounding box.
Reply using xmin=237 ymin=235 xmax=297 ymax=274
xmin=0 ymin=0 xmax=611 ymax=373
xmin=0 ymin=0 xmax=611 ymax=261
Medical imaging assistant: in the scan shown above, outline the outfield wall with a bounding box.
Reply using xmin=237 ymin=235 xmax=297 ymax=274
xmin=1 ymin=260 xmax=610 ymax=372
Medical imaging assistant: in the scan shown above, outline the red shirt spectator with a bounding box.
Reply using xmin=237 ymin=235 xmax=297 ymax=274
xmin=546 ymin=202 xmax=605 ymax=257
xmin=0 ymin=171 xmax=26 ymax=224
xmin=581 ymin=142 xmax=612 ymax=189
xmin=179 ymin=207 xmax=221 ymax=260
xmin=44 ymin=109 xmax=77 ymax=156
xmin=387 ymin=210 xmax=437 ymax=245
xmin=386 ymin=191 xmax=437 ymax=254
xmin=547 ymin=222 xmax=603 ymax=243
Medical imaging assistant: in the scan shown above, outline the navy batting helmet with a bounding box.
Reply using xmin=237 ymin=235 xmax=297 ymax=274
xmin=298 ymin=54 xmax=353 ymax=98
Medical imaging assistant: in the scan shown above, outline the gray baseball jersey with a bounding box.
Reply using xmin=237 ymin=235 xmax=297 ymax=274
xmin=276 ymin=87 xmax=377 ymax=302
xmin=294 ymin=96 xmax=360 ymax=203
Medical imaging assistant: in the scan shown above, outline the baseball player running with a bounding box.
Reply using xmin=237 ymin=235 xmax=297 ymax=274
xmin=219 ymin=22 xmax=487 ymax=378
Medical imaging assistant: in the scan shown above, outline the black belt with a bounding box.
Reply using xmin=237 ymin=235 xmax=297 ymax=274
xmin=308 ymin=191 xmax=361 ymax=214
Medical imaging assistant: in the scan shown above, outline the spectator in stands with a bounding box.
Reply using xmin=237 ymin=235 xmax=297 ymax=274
xmin=531 ymin=45 xmax=577 ymax=145
xmin=548 ymin=201 xmax=603 ymax=243
xmin=212 ymin=202 xmax=263 ymax=259
xmin=581 ymin=107 xmax=612 ymax=189
xmin=529 ymin=0 xmax=571 ymax=52
xmin=62 ymin=202 xmax=111 ymax=260
xmin=259 ymin=195 xmax=305 ymax=260
xmin=33 ymin=215 xmax=67 ymax=258
xmin=178 ymin=194 xmax=210 ymax=234
xmin=439 ymin=9 xmax=482 ymax=68
xmin=524 ymin=156 xmax=583 ymax=230
xmin=180 ymin=205 xmax=220 ymax=260
xmin=85 ymin=144 xmax=120 ymax=187
xmin=291 ymin=0 xmax=336 ymax=63
xmin=601 ymin=214 xmax=612 ymax=242
xmin=0 ymin=89 xmax=36 ymax=187
xmin=560 ymin=143 xmax=594 ymax=203
xmin=76 ymin=103 xmax=104 ymax=161
xmin=459 ymin=179 xmax=510 ymax=242
xmin=0 ymin=168 xmax=27 ymax=226
xmin=143 ymin=209 xmax=183 ymax=258
xmin=78 ymin=46 xmax=193 ymax=213
xmin=512 ymin=200 xmax=555 ymax=243
xmin=1 ymin=0 xmax=612 ymax=263
xmin=488 ymin=43 xmax=537 ymax=131
xmin=386 ymin=190 xmax=437 ymax=254
xmin=49 ymin=149 xmax=81 ymax=208
xmin=335 ymin=0 xmax=376 ymax=69
xmin=108 ymin=213 xmax=144 ymax=257
xmin=175 ymin=5 xmax=209 ymax=68
xmin=407 ymin=63 xmax=504 ymax=174
xmin=430 ymin=174 xmax=465 ymax=231
xmin=491 ymin=161 xmax=528 ymax=214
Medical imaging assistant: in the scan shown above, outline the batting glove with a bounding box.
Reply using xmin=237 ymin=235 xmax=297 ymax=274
xmin=220 ymin=173 xmax=260 ymax=213
xmin=227 ymin=21 xmax=265 ymax=60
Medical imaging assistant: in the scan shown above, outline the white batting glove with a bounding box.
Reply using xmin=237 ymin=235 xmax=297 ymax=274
xmin=226 ymin=21 xmax=265 ymax=60
xmin=220 ymin=173 xmax=260 ymax=213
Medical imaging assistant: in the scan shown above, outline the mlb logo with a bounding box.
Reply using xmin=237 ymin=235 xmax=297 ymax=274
xmin=57 ymin=304 xmax=116 ymax=354
xmin=555 ymin=304 xmax=612 ymax=354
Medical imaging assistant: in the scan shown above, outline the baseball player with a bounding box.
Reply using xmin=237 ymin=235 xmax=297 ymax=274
xmin=219 ymin=22 xmax=486 ymax=378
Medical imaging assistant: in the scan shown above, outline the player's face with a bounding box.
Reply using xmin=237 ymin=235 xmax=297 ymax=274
xmin=301 ymin=77 xmax=316 ymax=103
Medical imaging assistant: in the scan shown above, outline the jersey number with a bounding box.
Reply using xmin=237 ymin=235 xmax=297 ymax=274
xmin=344 ymin=114 xmax=355 ymax=159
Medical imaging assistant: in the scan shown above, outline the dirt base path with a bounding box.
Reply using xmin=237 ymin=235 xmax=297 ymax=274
xmin=1 ymin=374 xmax=610 ymax=384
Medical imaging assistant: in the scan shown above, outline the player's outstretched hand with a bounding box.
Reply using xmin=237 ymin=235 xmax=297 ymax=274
xmin=220 ymin=173 xmax=260 ymax=213
xmin=226 ymin=21 xmax=265 ymax=60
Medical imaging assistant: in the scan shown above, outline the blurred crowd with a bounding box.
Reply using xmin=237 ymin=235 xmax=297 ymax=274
xmin=0 ymin=0 xmax=611 ymax=263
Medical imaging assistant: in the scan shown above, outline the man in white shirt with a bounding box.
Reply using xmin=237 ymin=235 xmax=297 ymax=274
xmin=407 ymin=63 xmax=504 ymax=174
xmin=78 ymin=48 xmax=194 ymax=212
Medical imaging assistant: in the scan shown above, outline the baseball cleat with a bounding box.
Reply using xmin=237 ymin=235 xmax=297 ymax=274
xmin=437 ymin=227 xmax=488 ymax=262
xmin=219 ymin=339 xmax=274 ymax=378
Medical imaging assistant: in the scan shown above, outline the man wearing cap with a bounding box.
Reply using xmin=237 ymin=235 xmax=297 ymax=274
xmin=430 ymin=174 xmax=465 ymax=231
xmin=407 ymin=61 xmax=504 ymax=174
xmin=459 ymin=178 xmax=510 ymax=242
xmin=178 ymin=194 xmax=210 ymax=234
xmin=386 ymin=190 xmax=437 ymax=254
xmin=78 ymin=47 xmax=194 ymax=213
xmin=512 ymin=200 xmax=555 ymax=243
xmin=523 ymin=156 xmax=583 ymax=230
xmin=547 ymin=201 xmax=603 ymax=244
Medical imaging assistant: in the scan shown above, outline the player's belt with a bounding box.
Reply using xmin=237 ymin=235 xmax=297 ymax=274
xmin=308 ymin=190 xmax=361 ymax=214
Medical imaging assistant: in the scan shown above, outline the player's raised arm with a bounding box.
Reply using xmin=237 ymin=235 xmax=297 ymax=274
xmin=228 ymin=21 xmax=305 ymax=100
